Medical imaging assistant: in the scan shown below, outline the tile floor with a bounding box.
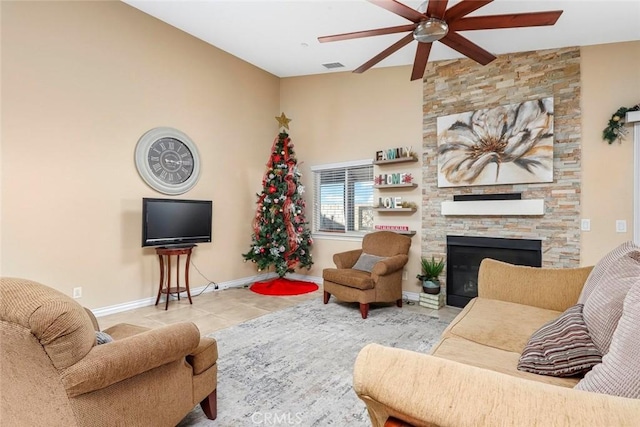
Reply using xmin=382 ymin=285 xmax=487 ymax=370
xmin=97 ymin=286 xmax=461 ymax=335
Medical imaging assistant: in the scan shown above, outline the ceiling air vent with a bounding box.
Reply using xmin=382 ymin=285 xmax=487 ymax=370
xmin=322 ymin=62 xmax=345 ymax=69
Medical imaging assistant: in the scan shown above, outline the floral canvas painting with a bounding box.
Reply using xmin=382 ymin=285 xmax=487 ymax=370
xmin=437 ymin=97 xmax=554 ymax=187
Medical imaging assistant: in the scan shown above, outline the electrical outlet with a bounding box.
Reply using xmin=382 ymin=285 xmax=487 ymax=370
xmin=72 ymin=287 xmax=82 ymax=299
xmin=616 ymin=220 xmax=627 ymax=233
xmin=402 ymin=270 xmax=408 ymax=280
xmin=580 ymin=219 xmax=591 ymax=231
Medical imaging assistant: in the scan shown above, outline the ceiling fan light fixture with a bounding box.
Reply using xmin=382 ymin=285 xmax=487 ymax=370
xmin=413 ymin=19 xmax=449 ymax=43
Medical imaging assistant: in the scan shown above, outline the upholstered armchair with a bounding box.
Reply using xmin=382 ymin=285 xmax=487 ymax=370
xmin=0 ymin=277 xmax=218 ymax=426
xmin=322 ymin=231 xmax=411 ymax=318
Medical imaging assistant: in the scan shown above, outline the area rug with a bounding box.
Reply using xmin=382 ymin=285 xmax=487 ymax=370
xmin=177 ymin=298 xmax=450 ymax=426
xmin=249 ymin=277 xmax=319 ymax=296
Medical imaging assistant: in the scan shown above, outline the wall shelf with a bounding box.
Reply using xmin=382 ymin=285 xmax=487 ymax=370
xmin=374 ymin=154 xmax=419 ymax=236
xmin=374 ymin=183 xmax=418 ymax=189
xmin=374 ymin=228 xmax=416 ymax=236
xmin=373 ymin=157 xmax=419 ymax=166
xmin=374 ymin=207 xmax=417 ymax=213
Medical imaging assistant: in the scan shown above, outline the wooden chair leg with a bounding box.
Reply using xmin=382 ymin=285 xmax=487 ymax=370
xmin=359 ymin=303 xmax=369 ymax=319
xmin=323 ymin=291 xmax=330 ymax=304
xmin=396 ymin=298 xmax=403 ymax=308
xmin=200 ymin=389 xmax=217 ymax=420
xmin=385 ymin=416 xmax=414 ymax=426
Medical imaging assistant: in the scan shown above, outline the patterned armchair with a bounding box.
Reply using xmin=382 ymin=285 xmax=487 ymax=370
xmin=322 ymin=231 xmax=411 ymax=318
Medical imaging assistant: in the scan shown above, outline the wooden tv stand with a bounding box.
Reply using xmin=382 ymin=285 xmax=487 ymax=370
xmin=154 ymin=245 xmax=195 ymax=310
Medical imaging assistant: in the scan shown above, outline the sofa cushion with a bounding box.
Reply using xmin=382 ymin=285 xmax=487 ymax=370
xmin=430 ymin=336 xmax=580 ymax=388
xmin=581 ymin=251 xmax=640 ymax=355
xmin=517 ymin=304 xmax=601 ymax=377
xmin=578 ymin=241 xmax=639 ymax=303
xmin=441 ymin=298 xmax=561 ymax=354
xmin=352 ymin=253 xmax=385 ymax=273
xmin=575 ymin=280 xmax=640 ymax=398
xmin=322 ymin=268 xmax=375 ymax=290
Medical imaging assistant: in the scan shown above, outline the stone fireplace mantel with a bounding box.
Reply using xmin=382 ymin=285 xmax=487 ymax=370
xmin=441 ymin=199 xmax=545 ymax=216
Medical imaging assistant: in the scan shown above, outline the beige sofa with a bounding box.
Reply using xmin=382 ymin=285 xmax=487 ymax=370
xmin=353 ymin=259 xmax=640 ymax=426
xmin=0 ymin=277 xmax=218 ymax=426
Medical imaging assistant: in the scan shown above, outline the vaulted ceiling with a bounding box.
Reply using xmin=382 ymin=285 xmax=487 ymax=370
xmin=123 ymin=0 xmax=640 ymax=78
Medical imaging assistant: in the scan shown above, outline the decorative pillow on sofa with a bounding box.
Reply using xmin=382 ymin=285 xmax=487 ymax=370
xmin=518 ymin=304 xmax=602 ymax=377
xmin=581 ymin=251 xmax=640 ymax=355
xmin=575 ymin=280 xmax=640 ymax=398
xmin=578 ymin=241 xmax=639 ymax=303
xmin=95 ymin=331 xmax=113 ymax=345
xmin=352 ymin=253 xmax=386 ymax=273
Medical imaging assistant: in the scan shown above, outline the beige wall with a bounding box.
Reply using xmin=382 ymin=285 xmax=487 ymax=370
xmin=1 ymin=1 xmax=280 ymax=308
xmin=280 ymin=68 xmax=424 ymax=293
xmin=580 ymin=41 xmax=640 ymax=265
xmin=2 ymin=1 xmax=638 ymax=308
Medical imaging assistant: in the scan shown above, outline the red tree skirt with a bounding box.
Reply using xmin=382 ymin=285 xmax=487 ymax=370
xmin=250 ymin=277 xmax=318 ymax=296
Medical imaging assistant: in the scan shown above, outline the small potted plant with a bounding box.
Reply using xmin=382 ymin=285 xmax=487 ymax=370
xmin=416 ymin=256 xmax=445 ymax=295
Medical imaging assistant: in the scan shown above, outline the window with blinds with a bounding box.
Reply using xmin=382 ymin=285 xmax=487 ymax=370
xmin=312 ymin=161 xmax=374 ymax=234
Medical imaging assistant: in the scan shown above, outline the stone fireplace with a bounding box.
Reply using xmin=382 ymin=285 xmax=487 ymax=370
xmin=446 ymin=235 xmax=542 ymax=308
xmin=420 ymin=47 xmax=582 ymax=305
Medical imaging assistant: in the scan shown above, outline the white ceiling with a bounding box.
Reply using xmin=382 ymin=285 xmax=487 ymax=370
xmin=123 ymin=0 xmax=640 ymax=78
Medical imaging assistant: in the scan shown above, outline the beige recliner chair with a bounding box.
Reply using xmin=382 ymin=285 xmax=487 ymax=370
xmin=0 ymin=277 xmax=218 ymax=426
xmin=322 ymin=231 xmax=411 ymax=318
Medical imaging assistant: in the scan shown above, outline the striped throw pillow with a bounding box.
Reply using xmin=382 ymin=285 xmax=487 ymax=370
xmin=518 ymin=304 xmax=602 ymax=377
xmin=575 ymin=280 xmax=640 ymax=398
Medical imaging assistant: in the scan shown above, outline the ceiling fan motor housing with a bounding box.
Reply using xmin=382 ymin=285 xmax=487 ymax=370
xmin=413 ymin=18 xmax=449 ymax=43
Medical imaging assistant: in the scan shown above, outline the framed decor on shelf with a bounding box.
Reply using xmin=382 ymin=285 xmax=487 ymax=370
xmin=437 ymin=97 xmax=554 ymax=188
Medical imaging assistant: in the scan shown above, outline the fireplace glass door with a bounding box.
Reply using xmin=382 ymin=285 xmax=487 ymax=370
xmin=446 ymin=236 xmax=542 ymax=308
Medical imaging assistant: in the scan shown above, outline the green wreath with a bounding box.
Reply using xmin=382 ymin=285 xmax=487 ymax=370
xmin=603 ymin=104 xmax=640 ymax=144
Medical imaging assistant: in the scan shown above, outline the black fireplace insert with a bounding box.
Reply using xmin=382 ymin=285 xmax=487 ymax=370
xmin=446 ymin=235 xmax=542 ymax=308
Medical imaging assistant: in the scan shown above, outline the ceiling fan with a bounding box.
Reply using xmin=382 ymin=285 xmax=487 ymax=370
xmin=318 ymin=0 xmax=563 ymax=81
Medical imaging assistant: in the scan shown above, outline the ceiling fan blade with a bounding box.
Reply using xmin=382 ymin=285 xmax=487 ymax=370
xmin=354 ymin=33 xmax=415 ymax=74
xmin=368 ymin=0 xmax=425 ymax=23
xmin=426 ymin=0 xmax=449 ymax=19
xmin=318 ymin=24 xmax=417 ymax=43
xmin=445 ymin=0 xmax=493 ymax=22
xmin=411 ymin=42 xmax=432 ymax=81
xmin=440 ymin=31 xmax=496 ymax=65
xmin=450 ymin=11 xmax=563 ymax=31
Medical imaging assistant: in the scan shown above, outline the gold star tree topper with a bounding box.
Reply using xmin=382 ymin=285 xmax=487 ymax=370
xmin=275 ymin=112 xmax=292 ymax=130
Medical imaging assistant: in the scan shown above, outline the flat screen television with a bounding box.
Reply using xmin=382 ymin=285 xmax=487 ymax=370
xmin=142 ymin=198 xmax=212 ymax=247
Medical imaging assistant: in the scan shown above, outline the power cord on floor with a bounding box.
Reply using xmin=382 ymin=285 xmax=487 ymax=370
xmin=190 ymin=260 xmax=219 ymax=296
xmin=402 ymin=296 xmax=415 ymax=305
xmin=166 ymin=260 xmax=219 ymax=300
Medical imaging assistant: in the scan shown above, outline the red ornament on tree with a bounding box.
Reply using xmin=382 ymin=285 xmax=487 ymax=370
xmin=273 ymin=154 xmax=282 ymax=162
xmin=269 ymin=186 xmax=276 ymax=193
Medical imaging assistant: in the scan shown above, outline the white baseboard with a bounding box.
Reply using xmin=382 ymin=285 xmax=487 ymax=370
xmin=92 ymin=272 xmax=323 ymax=317
xmin=285 ymin=272 xmax=323 ymax=285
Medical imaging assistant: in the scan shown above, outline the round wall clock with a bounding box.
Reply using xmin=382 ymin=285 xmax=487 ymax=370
xmin=134 ymin=127 xmax=201 ymax=195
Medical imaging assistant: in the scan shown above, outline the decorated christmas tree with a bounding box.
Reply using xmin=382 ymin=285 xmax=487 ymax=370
xmin=242 ymin=113 xmax=313 ymax=277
